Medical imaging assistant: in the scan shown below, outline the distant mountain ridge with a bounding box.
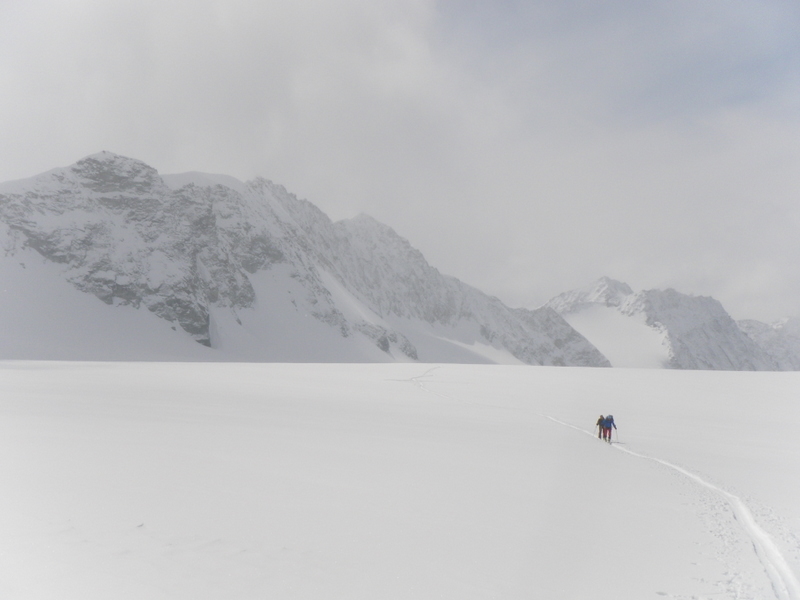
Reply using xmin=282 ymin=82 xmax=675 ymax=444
xmin=544 ymin=277 xmax=794 ymax=370
xmin=545 ymin=277 xmax=633 ymax=314
xmin=2 ymin=153 xmax=795 ymax=370
xmin=0 ymin=151 xmax=608 ymax=366
xmin=737 ymin=318 xmax=800 ymax=371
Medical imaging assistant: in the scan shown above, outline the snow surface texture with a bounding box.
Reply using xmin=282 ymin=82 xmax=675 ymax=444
xmin=1 ymin=362 xmax=799 ymax=599
xmin=546 ymin=277 xmax=791 ymax=370
xmin=0 ymin=152 xmax=607 ymax=367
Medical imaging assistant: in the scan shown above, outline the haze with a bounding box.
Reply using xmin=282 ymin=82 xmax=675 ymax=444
xmin=2 ymin=1 xmax=798 ymax=321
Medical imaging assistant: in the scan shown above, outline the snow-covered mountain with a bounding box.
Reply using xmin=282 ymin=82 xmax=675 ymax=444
xmin=0 ymin=151 xmax=608 ymax=366
xmin=545 ymin=276 xmax=635 ymax=314
xmin=545 ymin=277 xmax=783 ymax=370
xmin=738 ymin=317 xmax=800 ymax=371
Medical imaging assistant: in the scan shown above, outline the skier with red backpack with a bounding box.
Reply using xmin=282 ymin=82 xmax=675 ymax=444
xmin=601 ymin=415 xmax=617 ymax=442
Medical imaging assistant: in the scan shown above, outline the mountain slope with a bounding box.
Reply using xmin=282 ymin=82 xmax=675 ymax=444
xmin=546 ymin=278 xmax=779 ymax=370
xmin=0 ymin=152 xmax=608 ymax=366
xmin=622 ymin=289 xmax=776 ymax=370
xmin=738 ymin=318 xmax=800 ymax=371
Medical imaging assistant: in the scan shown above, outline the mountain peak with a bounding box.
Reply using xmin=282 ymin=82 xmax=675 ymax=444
xmin=545 ymin=277 xmax=634 ymax=314
xmin=75 ymin=151 xmax=154 ymax=172
xmin=0 ymin=152 xmax=609 ymax=367
xmin=71 ymin=151 xmax=162 ymax=194
xmin=588 ymin=277 xmax=634 ymax=302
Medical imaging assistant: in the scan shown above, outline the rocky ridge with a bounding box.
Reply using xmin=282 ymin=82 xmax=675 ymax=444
xmin=545 ymin=278 xmax=786 ymax=370
xmin=0 ymin=151 xmax=608 ymax=366
xmin=737 ymin=318 xmax=800 ymax=371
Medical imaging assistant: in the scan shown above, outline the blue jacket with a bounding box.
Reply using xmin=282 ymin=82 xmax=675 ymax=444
xmin=602 ymin=416 xmax=616 ymax=429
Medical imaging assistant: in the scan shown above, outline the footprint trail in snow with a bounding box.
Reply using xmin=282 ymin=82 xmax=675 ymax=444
xmin=543 ymin=415 xmax=800 ymax=600
xmin=401 ymin=367 xmax=800 ymax=599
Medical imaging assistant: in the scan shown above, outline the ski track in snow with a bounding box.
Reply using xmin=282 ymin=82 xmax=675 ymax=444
xmin=392 ymin=366 xmax=454 ymax=401
xmin=543 ymin=415 xmax=800 ymax=600
xmin=399 ymin=367 xmax=800 ymax=599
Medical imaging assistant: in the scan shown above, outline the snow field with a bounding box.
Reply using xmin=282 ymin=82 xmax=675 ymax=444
xmin=0 ymin=241 xmax=210 ymax=361
xmin=561 ymin=304 xmax=670 ymax=368
xmin=1 ymin=362 xmax=798 ymax=599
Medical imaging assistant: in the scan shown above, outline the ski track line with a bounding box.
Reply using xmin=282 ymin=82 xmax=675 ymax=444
xmin=400 ymin=367 xmax=522 ymax=411
xmin=392 ymin=366 xmax=454 ymax=401
xmin=401 ymin=370 xmax=800 ymax=599
xmin=543 ymin=414 xmax=800 ymax=600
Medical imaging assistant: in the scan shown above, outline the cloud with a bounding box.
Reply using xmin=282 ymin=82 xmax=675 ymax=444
xmin=1 ymin=0 xmax=798 ymax=320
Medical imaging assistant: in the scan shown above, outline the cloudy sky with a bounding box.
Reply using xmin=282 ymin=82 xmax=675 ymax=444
xmin=2 ymin=0 xmax=799 ymax=321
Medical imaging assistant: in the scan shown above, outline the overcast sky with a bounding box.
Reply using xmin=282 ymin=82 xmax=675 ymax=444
xmin=2 ymin=0 xmax=799 ymax=321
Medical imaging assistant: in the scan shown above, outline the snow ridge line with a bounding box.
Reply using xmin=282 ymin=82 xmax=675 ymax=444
xmin=542 ymin=415 xmax=800 ymax=600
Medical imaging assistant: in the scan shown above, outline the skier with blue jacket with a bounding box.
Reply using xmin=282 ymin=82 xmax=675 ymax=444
xmin=601 ymin=415 xmax=617 ymax=442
